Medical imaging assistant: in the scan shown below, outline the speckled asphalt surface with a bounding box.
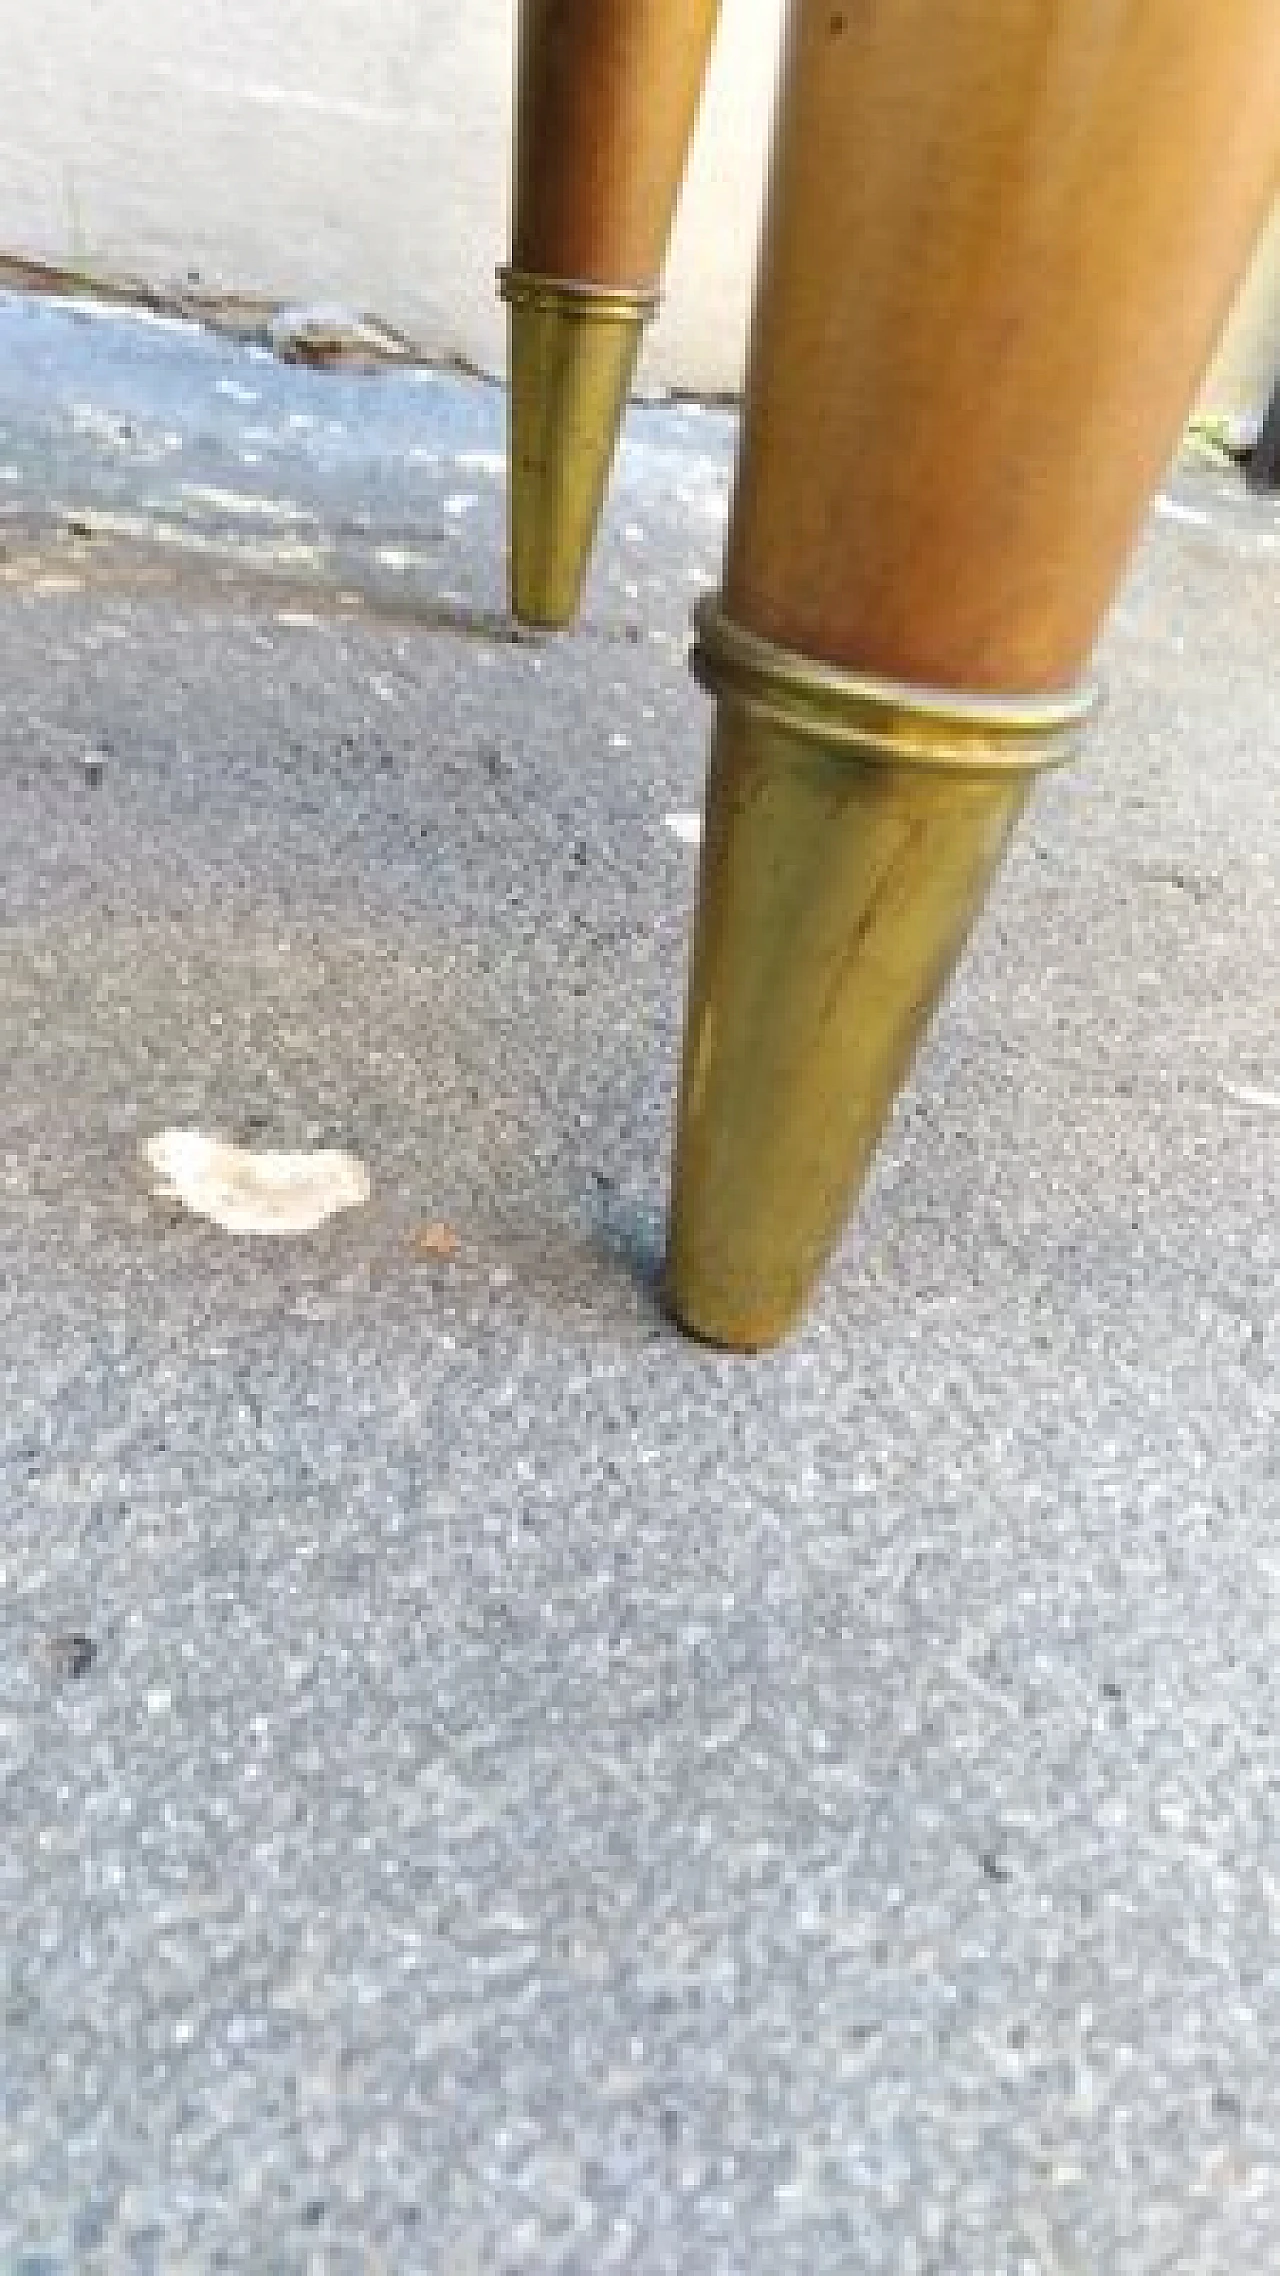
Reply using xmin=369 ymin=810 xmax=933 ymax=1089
xmin=2 ymin=295 xmax=1279 ymax=2273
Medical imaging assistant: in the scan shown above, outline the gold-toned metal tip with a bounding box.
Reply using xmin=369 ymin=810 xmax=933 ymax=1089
xmin=665 ymin=600 xmax=1098 ymax=1351
xmin=500 ymin=269 xmax=657 ymax=629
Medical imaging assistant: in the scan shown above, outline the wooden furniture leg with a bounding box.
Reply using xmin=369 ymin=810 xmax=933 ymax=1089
xmin=665 ymin=0 xmax=1280 ymax=1351
xmin=500 ymin=0 xmax=720 ymax=628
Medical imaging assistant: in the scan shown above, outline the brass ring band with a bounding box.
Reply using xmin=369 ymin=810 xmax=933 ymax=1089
xmin=691 ymin=596 xmax=1099 ymax=775
xmin=497 ymin=267 xmax=660 ymax=323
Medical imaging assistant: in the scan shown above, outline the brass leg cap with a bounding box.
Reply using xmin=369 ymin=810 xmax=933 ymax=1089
xmin=664 ymin=601 xmax=1096 ymax=1351
xmin=500 ymin=271 xmax=654 ymax=630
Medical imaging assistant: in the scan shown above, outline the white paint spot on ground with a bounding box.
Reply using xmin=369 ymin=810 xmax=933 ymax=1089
xmin=52 ymin=295 xmax=197 ymax=339
xmin=443 ymin=492 xmax=477 ymax=520
xmin=179 ymin=483 xmax=310 ymax=522
xmin=665 ymin=811 xmax=703 ymax=847
xmin=623 ymin=522 xmax=646 ymax=545
xmin=146 ymin=1130 xmax=370 ymax=1235
xmin=1222 ymin=1080 xmax=1280 ymax=1113
xmin=215 ymin=379 xmax=260 ymax=407
xmin=674 ymin=479 xmax=729 ymax=524
xmin=78 ymin=508 xmax=328 ymax=575
xmin=1155 ymin=495 xmax=1212 ymax=530
xmin=454 ymin=449 xmax=505 ymax=477
xmin=609 ymin=731 xmax=631 ymax=752
xmin=70 ymin=403 xmax=136 ymax=450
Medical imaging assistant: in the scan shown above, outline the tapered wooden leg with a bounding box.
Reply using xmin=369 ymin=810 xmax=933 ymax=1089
xmin=666 ymin=0 xmax=1280 ymax=1351
xmin=501 ymin=0 xmax=720 ymax=627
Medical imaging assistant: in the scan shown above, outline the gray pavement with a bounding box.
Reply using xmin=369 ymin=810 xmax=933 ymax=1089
xmin=2 ymin=292 xmax=1279 ymax=2273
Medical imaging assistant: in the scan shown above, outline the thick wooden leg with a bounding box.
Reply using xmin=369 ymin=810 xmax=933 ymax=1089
xmin=501 ymin=0 xmax=720 ymax=627
xmin=666 ymin=0 xmax=1280 ymax=1351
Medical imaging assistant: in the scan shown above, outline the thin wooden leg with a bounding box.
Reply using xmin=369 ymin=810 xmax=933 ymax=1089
xmin=501 ymin=0 xmax=720 ymax=627
xmin=666 ymin=0 xmax=1280 ymax=1350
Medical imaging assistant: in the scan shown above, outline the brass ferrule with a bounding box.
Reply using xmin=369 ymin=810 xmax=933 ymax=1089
xmin=500 ymin=267 xmax=659 ymax=628
xmin=666 ymin=600 xmax=1099 ymax=1351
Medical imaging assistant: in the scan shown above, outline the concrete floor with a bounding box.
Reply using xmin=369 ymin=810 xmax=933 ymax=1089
xmin=2 ymin=294 xmax=1279 ymax=2273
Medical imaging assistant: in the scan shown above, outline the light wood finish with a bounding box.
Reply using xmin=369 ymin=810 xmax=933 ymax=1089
xmin=513 ymin=0 xmax=721 ymax=291
xmin=724 ymin=0 xmax=1280 ymax=692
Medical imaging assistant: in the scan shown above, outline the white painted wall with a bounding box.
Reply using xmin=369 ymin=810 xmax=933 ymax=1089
xmin=0 ymin=0 xmax=1272 ymax=415
xmin=0 ymin=0 xmax=784 ymax=395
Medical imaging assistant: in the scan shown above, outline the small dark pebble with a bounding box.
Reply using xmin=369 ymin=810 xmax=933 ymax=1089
xmin=46 ymin=1631 xmax=97 ymax=1680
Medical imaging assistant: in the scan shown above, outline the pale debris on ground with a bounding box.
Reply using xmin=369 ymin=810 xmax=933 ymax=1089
xmin=145 ymin=1129 xmax=370 ymax=1234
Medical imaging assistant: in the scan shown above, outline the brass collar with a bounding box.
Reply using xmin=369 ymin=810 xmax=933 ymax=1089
xmin=691 ymin=596 xmax=1098 ymax=774
xmin=498 ymin=268 xmax=660 ymax=323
